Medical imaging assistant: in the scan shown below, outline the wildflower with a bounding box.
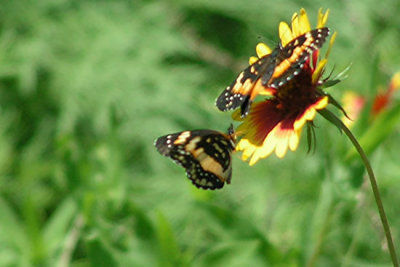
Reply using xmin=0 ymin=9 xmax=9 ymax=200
xmin=341 ymin=72 xmax=400 ymax=128
xmin=372 ymin=72 xmax=400 ymax=116
xmin=232 ymin=10 xmax=399 ymax=265
xmin=234 ymin=8 xmax=336 ymax=165
xmin=341 ymin=91 xmax=365 ymax=128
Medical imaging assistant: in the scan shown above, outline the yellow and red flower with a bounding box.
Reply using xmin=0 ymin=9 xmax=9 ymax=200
xmin=372 ymin=72 xmax=400 ymax=116
xmin=234 ymin=8 xmax=336 ymax=165
xmin=341 ymin=72 xmax=400 ymax=128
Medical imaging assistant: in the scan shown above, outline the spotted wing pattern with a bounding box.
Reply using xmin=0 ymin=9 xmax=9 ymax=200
xmin=154 ymin=126 xmax=236 ymax=190
xmin=215 ymin=49 xmax=279 ymax=117
xmin=269 ymin=27 xmax=331 ymax=88
xmin=216 ymin=27 xmax=330 ymax=117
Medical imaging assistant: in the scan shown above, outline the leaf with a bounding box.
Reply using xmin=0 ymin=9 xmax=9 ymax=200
xmin=129 ymin=202 xmax=156 ymax=241
xmin=333 ymin=63 xmax=352 ymax=81
xmin=321 ymin=63 xmax=352 ymax=89
xmin=43 ymin=197 xmax=79 ymax=256
xmin=194 ymin=202 xmax=283 ymax=263
xmin=306 ymin=122 xmax=317 ymax=154
xmin=318 ymin=109 xmax=343 ymax=134
xmin=0 ymin=197 xmax=30 ymax=264
xmin=327 ymin=94 xmax=348 ymax=118
xmin=194 ymin=240 xmax=261 ymax=267
xmin=321 ymin=78 xmax=341 ymax=88
xmin=86 ymin=238 xmax=118 ymax=267
xmin=156 ymin=212 xmax=188 ymax=267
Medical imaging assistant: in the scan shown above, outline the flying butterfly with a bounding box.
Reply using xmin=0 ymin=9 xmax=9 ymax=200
xmin=154 ymin=125 xmax=236 ymax=190
xmin=216 ymin=27 xmax=330 ymax=117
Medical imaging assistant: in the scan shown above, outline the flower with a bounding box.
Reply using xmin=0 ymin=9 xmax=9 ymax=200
xmin=372 ymin=72 xmax=400 ymax=116
xmin=234 ymin=8 xmax=336 ymax=165
xmin=341 ymin=72 xmax=400 ymax=128
xmin=341 ymin=92 xmax=365 ymax=128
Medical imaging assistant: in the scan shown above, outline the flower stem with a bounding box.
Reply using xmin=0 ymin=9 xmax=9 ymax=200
xmin=319 ymin=109 xmax=399 ymax=266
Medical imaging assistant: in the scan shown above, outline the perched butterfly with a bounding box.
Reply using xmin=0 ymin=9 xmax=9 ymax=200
xmin=154 ymin=125 xmax=236 ymax=190
xmin=216 ymin=27 xmax=331 ymax=117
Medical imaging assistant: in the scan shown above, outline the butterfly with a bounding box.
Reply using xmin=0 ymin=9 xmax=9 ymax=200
xmin=154 ymin=125 xmax=236 ymax=190
xmin=216 ymin=27 xmax=331 ymax=117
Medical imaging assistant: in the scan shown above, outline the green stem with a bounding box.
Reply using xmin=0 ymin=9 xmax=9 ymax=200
xmin=319 ymin=109 xmax=399 ymax=266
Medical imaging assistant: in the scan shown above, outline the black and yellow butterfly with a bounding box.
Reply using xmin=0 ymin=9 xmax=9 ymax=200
xmin=216 ymin=27 xmax=330 ymax=117
xmin=154 ymin=125 xmax=236 ymax=190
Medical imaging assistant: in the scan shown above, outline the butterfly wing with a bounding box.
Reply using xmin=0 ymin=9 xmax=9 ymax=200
xmin=215 ymin=49 xmax=279 ymax=117
xmin=269 ymin=27 xmax=331 ymax=88
xmin=216 ymin=27 xmax=330 ymax=117
xmin=155 ymin=129 xmax=235 ymax=190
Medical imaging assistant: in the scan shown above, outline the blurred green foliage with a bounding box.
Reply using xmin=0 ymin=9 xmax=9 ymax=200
xmin=0 ymin=0 xmax=400 ymax=266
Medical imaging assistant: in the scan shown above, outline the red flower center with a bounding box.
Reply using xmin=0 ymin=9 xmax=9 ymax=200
xmin=274 ymin=67 xmax=319 ymax=117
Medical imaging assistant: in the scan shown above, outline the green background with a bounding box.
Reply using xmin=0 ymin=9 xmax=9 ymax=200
xmin=1 ymin=0 xmax=400 ymax=266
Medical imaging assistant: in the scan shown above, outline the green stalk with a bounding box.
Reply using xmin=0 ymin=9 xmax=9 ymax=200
xmin=319 ymin=109 xmax=399 ymax=266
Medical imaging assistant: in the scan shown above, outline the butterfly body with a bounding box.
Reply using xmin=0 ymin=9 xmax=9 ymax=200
xmin=216 ymin=27 xmax=330 ymax=117
xmin=154 ymin=126 xmax=236 ymax=190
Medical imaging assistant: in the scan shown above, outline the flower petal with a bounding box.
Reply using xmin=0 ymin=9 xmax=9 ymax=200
xmin=325 ymin=31 xmax=337 ymax=59
xmin=317 ymin=8 xmax=330 ymax=28
xmin=275 ymin=126 xmax=290 ymax=158
xmin=232 ymin=109 xmax=244 ymax=121
xmin=289 ymin=129 xmax=301 ymax=151
xmin=291 ymin=12 xmax=300 ymax=37
xmin=293 ymin=96 xmax=328 ymax=131
xmin=231 ymin=9 xmax=335 ymax=165
xmin=237 ymin=139 xmax=256 ymax=160
xmin=279 ymin=22 xmax=293 ymax=47
xmin=249 ymin=56 xmax=258 ymax=65
xmin=248 ymin=138 xmax=275 ymax=165
xmin=299 ymin=8 xmax=311 ymax=34
xmin=235 ymin=100 xmax=311 ymax=164
xmin=390 ymin=72 xmax=400 ymax=91
xmin=314 ymin=96 xmax=329 ymax=109
xmin=341 ymin=92 xmax=365 ymax=127
xmin=312 ymin=58 xmax=327 ymax=84
xmin=256 ymin=43 xmax=272 ymax=58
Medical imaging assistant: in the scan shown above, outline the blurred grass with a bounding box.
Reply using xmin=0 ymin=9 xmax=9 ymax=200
xmin=0 ymin=0 xmax=400 ymax=266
